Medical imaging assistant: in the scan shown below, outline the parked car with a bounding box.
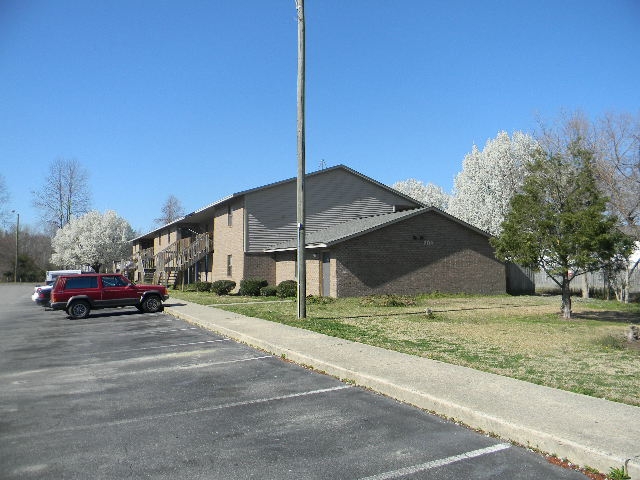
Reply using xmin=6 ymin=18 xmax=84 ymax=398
xmin=31 ymin=285 xmax=53 ymax=306
xmin=31 ymin=270 xmax=83 ymax=306
xmin=50 ymin=273 xmax=169 ymax=319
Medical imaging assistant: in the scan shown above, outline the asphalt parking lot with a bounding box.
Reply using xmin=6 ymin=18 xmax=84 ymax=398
xmin=0 ymin=285 xmax=588 ymax=479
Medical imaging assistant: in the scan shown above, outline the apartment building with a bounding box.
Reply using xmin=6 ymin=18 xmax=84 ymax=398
xmin=131 ymin=165 xmax=505 ymax=296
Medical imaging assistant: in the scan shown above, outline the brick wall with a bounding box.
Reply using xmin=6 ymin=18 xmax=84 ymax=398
xmin=327 ymin=254 xmax=337 ymax=297
xmin=306 ymin=252 xmax=322 ymax=296
xmin=212 ymin=200 xmax=246 ymax=292
xmin=333 ymin=211 xmax=505 ymax=297
xmin=243 ymin=253 xmax=276 ymax=286
xmin=275 ymin=251 xmax=295 ymax=285
xmin=274 ymin=251 xmax=323 ymax=296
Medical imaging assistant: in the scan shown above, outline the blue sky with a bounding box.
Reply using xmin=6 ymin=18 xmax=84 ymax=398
xmin=1 ymin=0 xmax=638 ymax=234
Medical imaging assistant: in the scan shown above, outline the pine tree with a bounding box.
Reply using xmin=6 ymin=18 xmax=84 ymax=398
xmin=492 ymin=144 xmax=633 ymax=318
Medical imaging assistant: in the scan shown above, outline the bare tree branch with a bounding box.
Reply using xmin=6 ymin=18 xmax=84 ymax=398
xmin=154 ymin=194 xmax=185 ymax=226
xmin=31 ymin=158 xmax=91 ymax=233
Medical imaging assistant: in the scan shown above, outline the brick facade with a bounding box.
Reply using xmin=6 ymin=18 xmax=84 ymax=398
xmin=275 ymin=251 xmax=295 ymax=285
xmin=211 ymin=200 xmax=246 ymax=292
xmin=332 ymin=211 xmax=505 ymax=297
xmin=305 ymin=253 xmax=322 ymax=296
xmin=274 ymin=251 xmax=324 ymax=296
xmin=243 ymin=253 xmax=276 ymax=286
xmin=250 ymin=211 xmax=504 ymax=298
xmin=132 ymin=166 xmax=505 ymax=297
xmin=154 ymin=226 xmax=178 ymax=252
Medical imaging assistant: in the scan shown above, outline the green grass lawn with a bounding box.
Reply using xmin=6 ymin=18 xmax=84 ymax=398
xmin=169 ymin=289 xmax=640 ymax=406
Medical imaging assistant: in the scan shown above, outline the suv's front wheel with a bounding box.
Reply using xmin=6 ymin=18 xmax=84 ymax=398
xmin=142 ymin=295 xmax=163 ymax=313
xmin=68 ymin=300 xmax=90 ymax=319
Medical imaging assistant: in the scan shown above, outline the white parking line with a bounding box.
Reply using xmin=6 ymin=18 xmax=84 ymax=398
xmin=357 ymin=443 xmax=512 ymax=480
xmin=63 ymin=327 xmax=200 ymax=337
xmin=72 ymin=339 xmax=231 ymax=356
xmin=104 ymin=355 xmax=275 ymax=378
xmin=0 ymin=356 xmax=276 ymax=385
xmin=3 ymin=385 xmax=352 ymax=440
xmin=151 ymin=327 xmax=199 ymax=334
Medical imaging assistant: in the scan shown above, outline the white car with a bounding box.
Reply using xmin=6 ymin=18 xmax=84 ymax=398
xmin=31 ymin=285 xmax=53 ymax=305
xmin=31 ymin=270 xmax=83 ymax=306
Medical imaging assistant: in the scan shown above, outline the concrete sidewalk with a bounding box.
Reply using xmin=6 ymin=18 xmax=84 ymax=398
xmin=165 ymin=300 xmax=640 ymax=479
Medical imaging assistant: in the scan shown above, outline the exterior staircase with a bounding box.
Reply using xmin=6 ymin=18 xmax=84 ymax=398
xmin=134 ymin=232 xmax=213 ymax=287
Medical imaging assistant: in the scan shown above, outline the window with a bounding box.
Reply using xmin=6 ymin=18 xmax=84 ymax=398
xmin=227 ymin=204 xmax=233 ymax=226
xmin=101 ymin=276 xmax=129 ymax=288
xmin=65 ymin=276 xmax=98 ymax=289
xmin=227 ymin=255 xmax=233 ymax=277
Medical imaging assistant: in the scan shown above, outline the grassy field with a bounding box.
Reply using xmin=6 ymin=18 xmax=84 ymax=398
xmin=169 ymin=289 xmax=640 ymax=406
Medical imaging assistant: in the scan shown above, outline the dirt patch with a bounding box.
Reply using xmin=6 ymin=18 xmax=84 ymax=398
xmin=545 ymin=455 xmax=607 ymax=479
xmin=573 ymin=310 xmax=640 ymax=323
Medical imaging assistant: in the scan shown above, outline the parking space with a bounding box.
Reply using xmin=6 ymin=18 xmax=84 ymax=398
xmin=0 ymin=285 xmax=587 ymax=479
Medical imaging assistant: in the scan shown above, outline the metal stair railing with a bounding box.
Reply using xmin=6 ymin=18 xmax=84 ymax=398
xmin=131 ymin=233 xmax=213 ymax=286
xmin=149 ymin=232 xmax=213 ymax=286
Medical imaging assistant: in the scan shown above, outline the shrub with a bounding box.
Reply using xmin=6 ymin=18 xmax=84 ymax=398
xmin=307 ymin=295 xmax=335 ymax=305
xmin=276 ymin=280 xmax=297 ymax=298
xmin=239 ymin=278 xmax=268 ymax=296
xmin=211 ymin=280 xmax=236 ymax=295
xmin=359 ymin=295 xmax=417 ymax=307
xmin=260 ymin=285 xmax=278 ymax=297
xmin=594 ymin=334 xmax=627 ymax=351
xmin=195 ymin=281 xmax=212 ymax=292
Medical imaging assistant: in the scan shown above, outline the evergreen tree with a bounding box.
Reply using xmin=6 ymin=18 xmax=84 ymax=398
xmin=492 ymin=144 xmax=633 ymax=318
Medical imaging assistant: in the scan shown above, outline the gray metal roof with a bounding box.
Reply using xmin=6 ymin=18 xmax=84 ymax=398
xmin=265 ymin=207 xmax=491 ymax=252
xmin=132 ymin=165 xmax=424 ymax=242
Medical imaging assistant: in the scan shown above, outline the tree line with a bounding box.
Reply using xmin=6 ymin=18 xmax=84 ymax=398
xmin=2 ymin=110 xmax=637 ymax=316
xmin=393 ymin=111 xmax=639 ymax=316
xmin=0 ymin=157 xmax=184 ymax=282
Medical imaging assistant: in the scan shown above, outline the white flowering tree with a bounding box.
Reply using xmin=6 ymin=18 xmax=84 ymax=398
xmin=447 ymin=131 xmax=539 ymax=235
xmin=51 ymin=210 xmax=135 ymax=273
xmin=392 ymin=179 xmax=450 ymax=210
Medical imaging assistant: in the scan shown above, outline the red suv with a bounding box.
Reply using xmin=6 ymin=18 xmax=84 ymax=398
xmin=50 ymin=273 xmax=169 ymax=319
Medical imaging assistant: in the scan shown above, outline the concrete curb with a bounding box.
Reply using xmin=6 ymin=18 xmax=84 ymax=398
xmin=166 ymin=304 xmax=640 ymax=479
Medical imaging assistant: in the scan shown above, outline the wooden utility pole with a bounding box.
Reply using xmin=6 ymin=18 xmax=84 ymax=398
xmin=295 ymin=0 xmax=306 ymax=318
